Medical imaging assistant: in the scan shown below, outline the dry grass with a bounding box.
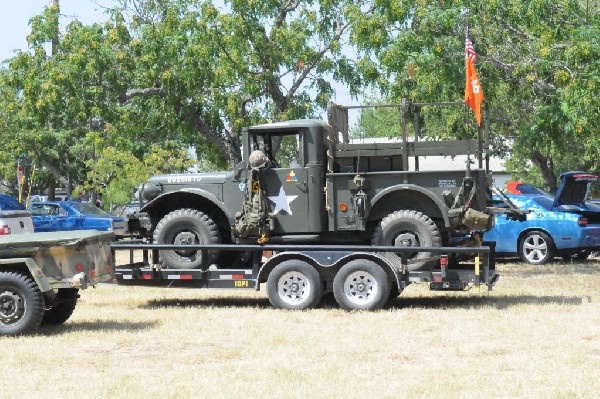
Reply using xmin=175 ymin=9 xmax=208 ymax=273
xmin=2 ymin=255 xmax=599 ymax=399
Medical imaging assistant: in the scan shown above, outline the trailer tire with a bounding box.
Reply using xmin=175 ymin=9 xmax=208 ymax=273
xmin=372 ymin=210 xmax=441 ymax=271
xmin=153 ymin=209 xmax=220 ymax=269
xmin=333 ymin=260 xmax=390 ymax=311
xmin=0 ymin=271 xmax=44 ymax=336
xmin=519 ymin=230 xmax=555 ymax=265
xmin=267 ymin=260 xmax=322 ymax=310
xmin=42 ymin=288 xmax=79 ymax=325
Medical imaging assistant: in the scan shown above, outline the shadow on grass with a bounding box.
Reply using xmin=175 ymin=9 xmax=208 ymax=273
xmin=142 ymin=296 xmax=272 ymax=309
xmin=386 ymin=294 xmax=590 ymax=310
xmin=139 ymin=292 xmax=589 ymax=311
xmin=39 ymin=320 xmax=157 ymax=335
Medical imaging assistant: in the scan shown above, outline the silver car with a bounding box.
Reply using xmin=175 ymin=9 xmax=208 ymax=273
xmin=0 ymin=194 xmax=34 ymax=235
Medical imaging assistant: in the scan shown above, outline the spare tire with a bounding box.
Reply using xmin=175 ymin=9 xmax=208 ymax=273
xmin=153 ymin=209 xmax=220 ymax=269
xmin=372 ymin=210 xmax=442 ymax=271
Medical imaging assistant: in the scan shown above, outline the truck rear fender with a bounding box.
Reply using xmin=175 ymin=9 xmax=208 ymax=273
xmin=256 ymin=251 xmax=402 ymax=293
xmin=0 ymin=258 xmax=52 ymax=293
xmin=141 ymin=189 xmax=234 ymax=234
xmin=368 ymin=185 xmax=450 ymax=227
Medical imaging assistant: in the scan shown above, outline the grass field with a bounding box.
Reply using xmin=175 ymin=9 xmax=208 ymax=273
xmin=2 ymin=256 xmax=599 ymax=399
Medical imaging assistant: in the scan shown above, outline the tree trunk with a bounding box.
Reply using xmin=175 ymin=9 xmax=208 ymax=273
xmin=531 ymin=150 xmax=557 ymax=192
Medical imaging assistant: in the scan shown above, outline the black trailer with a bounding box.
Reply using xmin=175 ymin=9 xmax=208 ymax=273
xmin=112 ymin=242 xmax=498 ymax=310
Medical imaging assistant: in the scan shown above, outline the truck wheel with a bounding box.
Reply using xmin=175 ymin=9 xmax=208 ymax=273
xmin=0 ymin=271 xmax=44 ymax=336
xmin=153 ymin=209 xmax=220 ymax=269
xmin=519 ymin=230 xmax=555 ymax=265
xmin=372 ymin=210 xmax=442 ymax=271
xmin=333 ymin=260 xmax=390 ymax=310
xmin=266 ymin=260 xmax=322 ymax=310
xmin=42 ymin=288 xmax=79 ymax=325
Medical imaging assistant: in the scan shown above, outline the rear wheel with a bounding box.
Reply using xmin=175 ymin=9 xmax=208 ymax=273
xmin=153 ymin=209 xmax=220 ymax=269
xmin=333 ymin=260 xmax=390 ymax=310
xmin=42 ymin=288 xmax=79 ymax=325
xmin=0 ymin=271 xmax=44 ymax=336
xmin=267 ymin=260 xmax=322 ymax=310
xmin=372 ymin=210 xmax=441 ymax=271
xmin=519 ymin=230 xmax=555 ymax=265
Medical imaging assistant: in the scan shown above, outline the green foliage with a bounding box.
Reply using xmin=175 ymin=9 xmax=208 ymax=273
xmin=349 ymin=0 xmax=599 ymax=189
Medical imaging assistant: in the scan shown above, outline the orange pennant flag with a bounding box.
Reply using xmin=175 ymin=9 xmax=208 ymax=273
xmin=464 ymin=36 xmax=484 ymax=126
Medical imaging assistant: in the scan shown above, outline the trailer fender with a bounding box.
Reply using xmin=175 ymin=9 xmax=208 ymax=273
xmin=257 ymin=251 xmax=403 ymax=292
xmin=369 ymin=185 xmax=450 ymax=227
xmin=0 ymin=258 xmax=52 ymax=293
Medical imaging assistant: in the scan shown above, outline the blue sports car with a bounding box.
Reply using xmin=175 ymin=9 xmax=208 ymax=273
xmin=28 ymin=201 xmax=125 ymax=237
xmin=485 ymin=172 xmax=600 ymax=264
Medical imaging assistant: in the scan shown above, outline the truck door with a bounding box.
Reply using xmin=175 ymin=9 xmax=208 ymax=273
xmin=257 ymin=133 xmax=310 ymax=234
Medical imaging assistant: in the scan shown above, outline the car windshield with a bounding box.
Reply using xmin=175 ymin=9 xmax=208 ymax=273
xmin=0 ymin=195 xmax=26 ymax=211
xmin=71 ymin=202 xmax=110 ymax=215
xmin=532 ymin=196 xmax=553 ymax=210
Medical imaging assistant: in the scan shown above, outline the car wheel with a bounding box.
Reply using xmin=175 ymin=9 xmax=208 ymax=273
xmin=519 ymin=230 xmax=555 ymax=265
xmin=372 ymin=210 xmax=442 ymax=271
xmin=153 ymin=209 xmax=220 ymax=269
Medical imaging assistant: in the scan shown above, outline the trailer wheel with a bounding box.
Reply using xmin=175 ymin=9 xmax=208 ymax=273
xmin=372 ymin=210 xmax=441 ymax=271
xmin=42 ymin=288 xmax=79 ymax=325
xmin=266 ymin=260 xmax=322 ymax=310
xmin=519 ymin=230 xmax=555 ymax=265
xmin=153 ymin=209 xmax=220 ymax=269
xmin=0 ymin=271 xmax=44 ymax=336
xmin=333 ymin=260 xmax=390 ymax=311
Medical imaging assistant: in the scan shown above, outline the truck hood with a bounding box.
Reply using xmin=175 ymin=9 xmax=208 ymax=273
xmin=147 ymin=171 xmax=230 ymax=185
xmin=142 ymin=171 xmax=231 ymax=202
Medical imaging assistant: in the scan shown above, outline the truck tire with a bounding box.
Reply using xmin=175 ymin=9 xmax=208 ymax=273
xmin=42 ymin=288 xmax=79 ymax=325
xmin=372 ymin=210 xmax=442 ymax=271
xmin=519 ymin=230 xmax=555 ymax=265
xmin=153 ymin=209 xmax=220 ymax=269
xmin=0 ymin=271 xmax=45 ymax=336
xmin=266 ymin=260 xmax=323 ymax=310
xmin=333 ymin=259 xmax=390 ymax=311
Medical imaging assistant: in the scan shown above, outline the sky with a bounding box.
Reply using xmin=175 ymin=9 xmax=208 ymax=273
xmin=0 ymin=1 xmax=117 ymax=62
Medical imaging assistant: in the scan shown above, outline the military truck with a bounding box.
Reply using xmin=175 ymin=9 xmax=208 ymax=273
xmin=118 ymin=100 xmax=518 ymax=310
xmin=128 ymin=100 xmax=495 ymax=270
xmin=0 ymin=230 xmax=114 ymax=335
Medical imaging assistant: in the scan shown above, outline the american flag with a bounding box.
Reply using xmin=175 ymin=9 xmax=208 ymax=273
xmin=465 ymin=37 xmax=477 ymax=63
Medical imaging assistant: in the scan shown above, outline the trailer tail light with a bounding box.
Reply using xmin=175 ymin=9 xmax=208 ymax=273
xmin=0 ymin=225 xmax=11 ymax=235
xmin=578 ymin=217 xmax=588 ymax=227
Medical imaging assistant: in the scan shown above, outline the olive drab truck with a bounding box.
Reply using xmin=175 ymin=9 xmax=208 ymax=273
xmin=0 ymin=231 xmax=114 ymax=335
xmin=120 ymin=100 xmax=517 ymax=310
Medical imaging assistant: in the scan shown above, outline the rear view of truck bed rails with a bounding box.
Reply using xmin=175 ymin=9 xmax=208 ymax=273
xmin=113 ymin=242 xmax=498 ymax=311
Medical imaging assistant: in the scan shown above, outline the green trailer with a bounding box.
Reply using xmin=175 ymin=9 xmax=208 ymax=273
xmin=0 ymin=230 xmax=114 ymax=336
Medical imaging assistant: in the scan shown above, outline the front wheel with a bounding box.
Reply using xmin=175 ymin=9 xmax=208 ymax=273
xmin=0 ymin=271 xmax=45 ymax=336
xmin=519 ymin=230 xmax=555 ymax=265
xmin=333 ymin=260 xmax=390 ymax=310
xmin=266 ymin=260 xmax=323 ymax=310
xmin=153 ymin=209 xmax=220 ymax=269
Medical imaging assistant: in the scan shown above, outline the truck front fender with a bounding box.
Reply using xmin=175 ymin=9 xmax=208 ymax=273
xmin=141 ymin=189 xmax=235 ymax=225
xmin=369 ymin=185 xmax=450 ymax=227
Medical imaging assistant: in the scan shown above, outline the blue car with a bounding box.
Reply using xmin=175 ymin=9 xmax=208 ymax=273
xmin=28 ymin=201 xmax=125 ymax=237
xmin=485 ymin=172 xmax=600 ymax=264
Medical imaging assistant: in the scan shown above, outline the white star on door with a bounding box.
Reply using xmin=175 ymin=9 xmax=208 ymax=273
xmin=268 ymin=186 xmax=298 ymax=215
